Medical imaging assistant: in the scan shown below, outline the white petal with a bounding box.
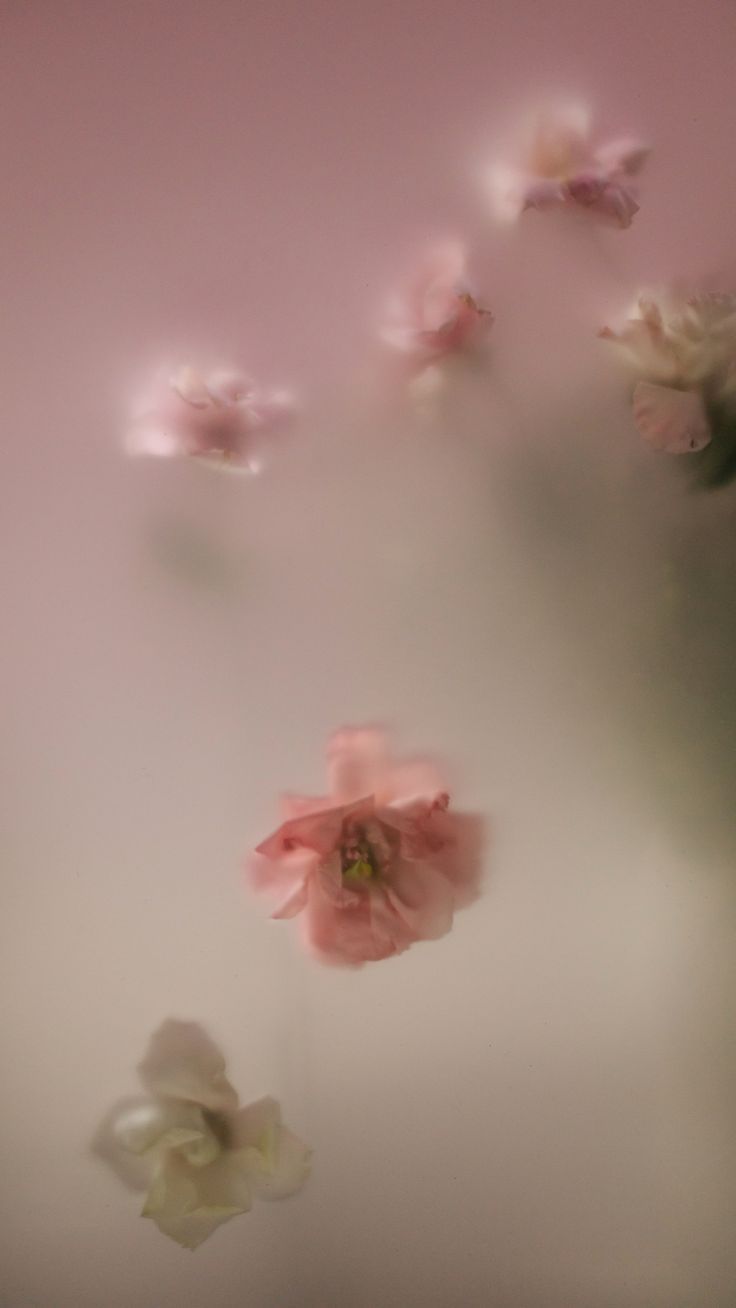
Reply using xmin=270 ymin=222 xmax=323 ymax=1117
xmin=632 ymin=381 xmax=711 ymax=454
xmin=111 ymin=1100 xmax=172 ymax=1155
xmin=247 ymin=1125 xmax=312 ymax=1201
xmin=141 ymin=1151 xmax=252 ymax=1250
xmin=233 ymin=1098 xmax=312 ymax=1201
xmin=138 ymin=1020 xmax=239 ymax=1112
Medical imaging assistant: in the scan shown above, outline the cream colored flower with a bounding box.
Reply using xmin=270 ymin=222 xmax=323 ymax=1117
xmin=96 ymin=1021 xmax=311 ymax=1249
xmin=601 ymin=291 xmax=736 ymax=457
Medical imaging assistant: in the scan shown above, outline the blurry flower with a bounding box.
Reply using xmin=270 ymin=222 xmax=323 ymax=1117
xmin=380 ymin=242 xmax=493 ymax=371
xmin=601 ymin=291 xmax=736 ymax=467
xmin=488 ymin=104 xmax=648 ymax=229
xmin=96 ymin=1020 xmax=311 ymax=1249
xmin=126 ymin=366 xmax=294 ymax=473
xmin=248 ymin=727 xmax=484 ymax=967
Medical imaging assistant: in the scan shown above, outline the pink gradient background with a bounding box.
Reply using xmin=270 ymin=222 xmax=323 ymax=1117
xmin=2 ymin=2 xmax=735 ymax=1305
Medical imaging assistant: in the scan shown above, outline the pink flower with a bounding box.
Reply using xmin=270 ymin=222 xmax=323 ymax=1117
xmin=126 ymin=365 xmax=295 ymax=473
xmin=488 ymin=105 xmax=648 ymax=230
xmin=380 ymin=243 xmax=493 ymax=369
xmin=248 ymin=728 xmax=485 ymax=967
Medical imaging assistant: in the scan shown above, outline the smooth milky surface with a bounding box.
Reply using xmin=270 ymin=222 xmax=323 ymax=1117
xmin=2 ymin=2 xmax=735 ymax=1306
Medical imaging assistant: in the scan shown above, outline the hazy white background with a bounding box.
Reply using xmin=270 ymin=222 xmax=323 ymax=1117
xmin=2 ymin=2 xmax=735 ymax=1305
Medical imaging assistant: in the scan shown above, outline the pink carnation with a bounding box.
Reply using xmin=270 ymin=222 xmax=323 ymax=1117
xmin=488 ymin=105 xmax=648 ymax=230
xmin=126 ymin=365 xmax=294 ymax=473
xmin=380 ymin=242 xmax=493 ymax=368
xmin=248 ymin=728 xmax=485 ymax=967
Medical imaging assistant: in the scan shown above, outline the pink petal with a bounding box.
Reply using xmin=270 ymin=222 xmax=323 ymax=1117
xmin=384 ymin=857 xmax=455 ymax=941
xmin=411 ymin=241 xmax=467 ymax=306
xmin=520 ymin=177 xmax=567 ymax=212
xmin=426 ymin=810 xmax=486 ymax=908
xmin=247 ymin=390 xmax=296 ymax=432
xmin=380 ymin=757 xmax=447 ymax=807
xmin=205 ymin=370 xmax=254 ymax=404
xmin=253 ymin=805 xmax=347 ymax=863
xmin=326 ymin=727 xmax=391 ymax=802
xmin=565 ymin=171 xmax=607 ymax=205
xmin=594 ymin=137 xmax=650 ymax=177
xmin=303 ymin=874 xmax=411 ymax=966
xmin=590 ymin=180 xmax=639 ymax=228
xmin=632 ymin=381 xmax=711 ymax=454
xmin=170 ymin=366 xmax=212 ymax=408
xmin=278 ymin=792 xmax=335 ymax=821
xmin=248 ymin=846 xmax=317 ymax=919
xmin=125 ymin=417 xmax=187 ymax=459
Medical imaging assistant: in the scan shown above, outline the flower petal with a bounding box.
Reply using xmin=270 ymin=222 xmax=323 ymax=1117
xmin=525 ymin=103 xmax=591 ymax=176
xmin=520 ymin=176 xmax=568 ymax=212
xmin=92 ymin=1096 xmax=158 ymax=1194
xmin=384 ymin=857 xmax=455 ymax=941
xmin=125 ymin=416 xmax=187 ymax=459
xmin=170 ymin=366 xmax=212 ymax=408
xmin=326 ymin=727 xmax=390 ymax=802
xmin=141 ymin=1151 xmax=251 ymax=1250
xmin=594 ymin=137 xmax=650 ymax=177
xmin=138 ymin=1020 xmax=239 ymax=1112
xmin=247 ymin=389 xmax=296 ymax=432
xmin=303 ymin=873 xmax=410 ymax=966
xmin=205 ymin=370 xmax=254 ymax=403
xmin=232 ymin=1097 xmax=312 ymax=1201
xmin=632 ymin=381 xmax=711 ymax=454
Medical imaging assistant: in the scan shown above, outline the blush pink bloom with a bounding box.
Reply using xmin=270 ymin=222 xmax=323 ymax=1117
xmin=126 ymin=365 xmax=295 ymax=473
xmin=488 ymin=105 xmax=648 ymax=230
xmin=380 ymin=243 xmax=493 ymax=369
xmin=248 ymin=728 xmax=485 ymax=967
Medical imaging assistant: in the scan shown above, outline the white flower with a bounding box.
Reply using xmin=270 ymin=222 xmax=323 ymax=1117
xmin=601 ymin=291 xmax=736 ymax=455
xmin=96 ymin=1021 xmax=311 ymax=1249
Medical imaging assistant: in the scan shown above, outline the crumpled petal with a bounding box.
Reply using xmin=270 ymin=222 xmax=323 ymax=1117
xmin=381 ymin=243 xmax=490 ymax=362
xmin=384 ymin=857 xmax=455 ymax=941
xmin=233 ymin=1097 xmax=312 ymax=1201
xmin=581 ymin=179 xmax=639 ymax=228
xmin=632 ymin=381 xmax=711 ymax=454
xmin=304 ymin=873 xmax=412 ymax=965
xmin=489 ymin=105 xmax=647 ymax=229
xmin=520 ymin=176 xmax=568 ymax=212
xmin=141 ymin=1149 xmax=252 ymax=1250
xmin=138 ymin=1021 xmax=239 ymax=1113
xmin=248 ymin=845 xmax=317 ymax=919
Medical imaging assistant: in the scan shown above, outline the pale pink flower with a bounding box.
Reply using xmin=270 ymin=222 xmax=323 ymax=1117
xmin=601 ymin=291 xmax=736 ymax=454
xmin=95 ymin=1020 xmax=311 ymax=1250
xmin=488 ymin=105 xmax=648 ymax=229
xmin=248 ymin=727 xmax=484 ymax=967
xmin=126 ymin=365 xmax=295 ymax=473
xmin=380 ymin=243 xmax=493 ymax=368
